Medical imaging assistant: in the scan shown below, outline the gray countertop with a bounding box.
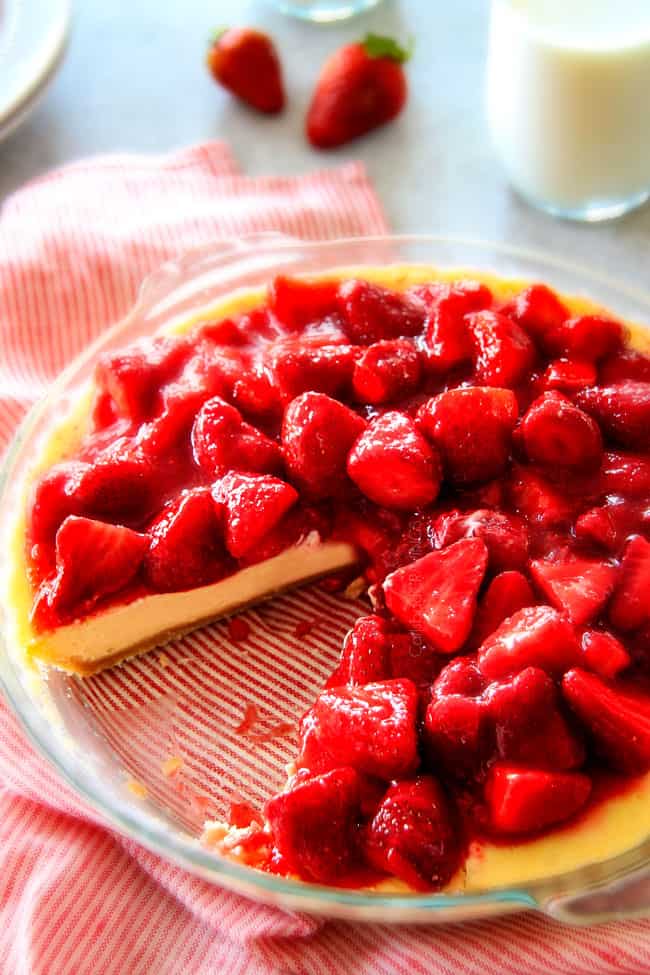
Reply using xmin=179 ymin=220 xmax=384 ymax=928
xmin=1 ymin=0 xmax=649 ymax=284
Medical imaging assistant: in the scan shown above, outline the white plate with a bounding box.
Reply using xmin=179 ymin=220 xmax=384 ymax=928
xmin=0 ymin=0 xmax=71 ymax=142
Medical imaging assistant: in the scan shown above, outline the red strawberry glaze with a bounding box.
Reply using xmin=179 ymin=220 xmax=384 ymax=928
xmin=26 ymin=274 xmax=650 ymax=890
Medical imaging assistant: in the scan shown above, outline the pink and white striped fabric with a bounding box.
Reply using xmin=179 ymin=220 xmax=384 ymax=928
xmin=0 ymin=140 xmax=648 ymax=974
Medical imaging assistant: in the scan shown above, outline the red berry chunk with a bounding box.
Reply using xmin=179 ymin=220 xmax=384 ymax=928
xmin=364 ymin=777 xmax=460 ymax=890
xmin=268 ymin=275 xmax=339 ymax=330
xmin=471 ymin=571 xmax=536 ymax=648
xmin=387 ymin=631 xmax=443 ymax=686
xmin=580 ymin=630 xmax=631 ymax=680
xmin=422 ymin=294 xmax=474 ymax=372
xmin=507 ymin=463 xmax=576 ymax=528
xmin=328 ymin=615 xmax=392 ymax=687
xmin=485 ymin=764 xmax=591 ymax=835
xmin=563 ymin=669 xmax=650 ymax=773
xmin=541 ymin=359 xmax=597 ymax=394
xmin=417 ymin=387 xmax=518 ymax=484
xmin=347 ymin=411 xmax=442 ymax=510
xmin=282 ymin=392 xmax=366 ymax=499
xmin=550 ymin=315 xmax=624 ymax=362
xmin=212 ymin=471 xmax=298 ymax=559
xmin=28 ymin=462 xmax=87 ymax=549
xmin=465 ymin=310 xmax=536 ymax=388
xmin=433 ymin=508 xmax=529 ymax=572
xmin=433 ymin=657 xmax=487 ymax=698
xmin=599 ymin=451 xmax=650 ymax=497
xmin=191 ymin=397 xmax=282 ymax=477
xmin=272 ymin=342 xmax=356 ymax=402
xmin=600 ymin=349 xmax=650 ymax=384
xmin=509 ymin=283 xmax=569 ymax=345
xmin=144 ymin=488 xmax=229 ymax=592
xmin=265 ymin=767 xmax=361 ymax=882
xmin=37 ymin=516 xmax=147 ymax=620
xmin=425 ymin=694 xmax=489 ymax=780
xmin=409 ymin=280 xmax=492 ymax=316
xmin=608 ymin=535 xmax=650 ymax=632
xmin=477 ymin=605 xmax=580 ymax=680
xmin=530 ymin=555 xmax=618 ymax=627
xmin=298 ymin=679 xmax=419 ymax=781
xmin=576 ymin=381 xmax=650 ymax=449
xmin=337 ymin=280 xmax=424 ymax=344
xmin=352 ymin=339 xmax=421 ymax=403
xmin=95 ymin=335 xmax=188 ymax=421
xmin=383 ymin=538 xmax=488 ymax=652
xmin=519 ymin=392 xmax=602 ymax=471
xmin=486 ymin=667 xmax=585 ymax=771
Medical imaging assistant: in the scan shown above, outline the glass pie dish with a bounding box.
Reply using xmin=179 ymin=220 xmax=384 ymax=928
xmin=2 ymin=233 xmax=650 ymax=924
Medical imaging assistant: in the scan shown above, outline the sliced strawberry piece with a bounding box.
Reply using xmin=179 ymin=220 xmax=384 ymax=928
xmin=364 ymin=776 xmax=460 ymax=890
xmin=530 ymin=555 xmax=618 ymax=626
xmin=576 ymin=381 xmax=650 ymax=449
xmin=38 ymin=516 xmax=147 ymax=619
xmin=27 ymin=462 xmax=87 ymax=549
xmin=548 ymin=315 xmax=624 ymax=362
xmin=562 ymin=668 xmax=650 ymax=772
xmin=383 ymin=538 xmax=488 ymax=652
xmin=417 ymin=386 xmax=518 ymax=485
xmin=387 ymin=630 xmax=444 ymax=686
xmin=265 ymin=767 xmax=361 ymax=883
xmin=337 ymin=280 xmax=424 ymax=344
xmin=331 ymin=506 xmax=397 ymax=566
xmin=191 ymin=396 xmax=282 ymax=477
xmin=424 ymin=694 xmax=490 ymax=780
xmin=509 ymin=283 xmax=569 ymax=345
xmin=608 ymin=535 xmax=650 ymax=632
xmin=599 ymin=451 xmax=650 ymax=497
xmin=298 ymin=679 xmax=419 ymax=780
xmin=471 ymin=571 xmax=536 ymax=648
xmin=327 ymin=615 xmax=392 ymax=687
xmin=580 ymin=630 xmax=631 ymax=680
xmin=477 ymin=605 xmax=580 ymax=680
xmin=347 ymin=411 xmax=442 ymax=510
xmin=422 ymin=293 xmax=474 ymax=372
xmin=95 ymin=335 xmax=188 ymax=421
xmin=272 ymin=343 xmax=356 ymax=402
xmin=74 ymin=447 xmax=156 ymax=524
xmin=352 ymin=338 xmax=422 ymax=403
xmin=465 ymin=310 xmax=536 ymax=388
xmin=433 ymin=657 xmax=487 ymax=698
xmin=600 ymin=349 xmax=650 ymax=384
xmin=574 ymin=506 xmax=619 ymax=551
xmin=213 ymin=472 xmax=298 ymax=559
xmin=486 ymin=667 xmax=585 ymax=770
xmin=144 ymin=488 xmax=229 ymax=592
xmin=541 ymin=359 xmax=597 ymax=394
xmin=519 ymin=392 xmax=602 ymax=471
xmin=485 ymin=764 xmax=591 ymax=835
xmin=433 ymin=509 xmax=529 ymax=572
xmin=508 ymin=463 xmax=576 ymax=528
xmin=408 ymin=279 xmax=492 ymax=317
xmin=268 ymin=275 xmax=339 ymax=330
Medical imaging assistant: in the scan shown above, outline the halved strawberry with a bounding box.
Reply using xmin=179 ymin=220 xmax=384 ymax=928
xmin=576 ymin=382 xmax=650 ymax=449
xmin=548 ymin=315 xmax=624 ymax=362
xmin=417 ymin=386 xmax=518 ymax=485
xmin=530 ymin=555 xmax=618 ymax=626
xmin=364 ymin=776 xmax=460 ymax=890
xmin=337 ymin=280 xmax=424 ymax=344
xmin=562 ymin=668 xmax=650 ymax=772
xmin=433 ymin=657 xmax=487 ymax=698
xmin=507 ymin=463 xmax=576 ymax=528
xmin=265 ymin=767 xmax=361 ymax=882
xmin=231 ymin=366 xmax=282 ymax=421
xmin=519 ymin=392 xmax=602 ymax=471
xmin=541 ymin=359 xmax=597 ymax=394
xmin=95 ymin=335 xmax=188 ymax=421
xmin=465 ymin=310 xmax=536 ymax=388
xmin=144 ymin=488 xmax=229 ymax=592
xmin=508 ymin=283 xmax=569 ymax=345
xmin=424 ymin=694 xmax=490 ymax=780
xmin=27 ymin=462 xmax=87 ymax=549
xmin=191 ymin=396 xmax=282 ymax=476
xmin=433 ymin=509 xmax=529 ymax=572
xmin=281 ymin=391 xmax=366 ymax=499
xmin=272 ymin=343 xmax=356 ymax=402
xmin=383 ymin=538 xmax=488 ymax=652
xmin=422 ymin=293 xmax=474 ymax=372
xmin=268 ymin=275 xmax=339 ymax=330
xmin=485 ymin=667 xmax=585 ymax=770
xmin=352 ymin=338 xmax=421 ymax=403
xmin=600 ymin=349 xmax=650 ymax=384
xmin=212 ymin=472 xmax=298 ymax=559
xmin=298 ymin=679 xmax=419 ymax=780
xmin=484 ymin=764 xmax=591 ymax=835
xmin=580 ymin=630 xmax=631 ymax=680
xmin=470 ymin=571 xmax=536 ymax=648
xmin=327 ymin=615 xmax=392 ymax=687
xmin=477 ymin=605 xmax=580 ymax=679
xmin=599 ymin=451 xmax=650 ymax=497
xmin=347 ymin=411 xmax=442 ymax=510
xmin=608 ymin=535 xmax=650 ymax=632
xmin=37 ymin=516 xmax=148 ymax=619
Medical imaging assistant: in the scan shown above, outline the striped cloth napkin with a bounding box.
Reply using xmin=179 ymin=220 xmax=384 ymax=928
xmin=0 ymin=140 xmax=648 ymax=974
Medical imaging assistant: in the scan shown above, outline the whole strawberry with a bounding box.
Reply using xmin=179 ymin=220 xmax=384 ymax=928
xmin=307 ymin=34 xmax=410 ymax=149
xmin=206 ymin=27 xmax=285 ymax=114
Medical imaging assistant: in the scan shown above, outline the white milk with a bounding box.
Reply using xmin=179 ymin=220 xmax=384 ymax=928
xmin=487 ymin=0 xmax=650 ymax=219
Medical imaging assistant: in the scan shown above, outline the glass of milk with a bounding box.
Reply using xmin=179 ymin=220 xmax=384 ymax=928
xmin=487 ymin=0 xmax=650 ymax=220
xmin=267 ymin=0 xmax=383 ymax=21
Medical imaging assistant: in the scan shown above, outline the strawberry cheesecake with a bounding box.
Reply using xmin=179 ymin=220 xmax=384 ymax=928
xmin=10 ymin=266 xmax=650 ymax=893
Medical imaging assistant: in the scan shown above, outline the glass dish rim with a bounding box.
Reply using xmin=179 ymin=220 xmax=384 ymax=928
xmin=2 ymin=232 xmax=650 ymax=921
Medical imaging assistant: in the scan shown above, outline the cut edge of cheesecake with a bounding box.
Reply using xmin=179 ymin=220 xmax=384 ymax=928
xmin=27 ymin=537 xmax=357 ymax=676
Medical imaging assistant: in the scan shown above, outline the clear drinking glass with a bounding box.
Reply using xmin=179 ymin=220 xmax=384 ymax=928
xmin=486 ymin=0 xmax=650 ymax=221
xmin=266 ymin=0 xmax=383 ymax=23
